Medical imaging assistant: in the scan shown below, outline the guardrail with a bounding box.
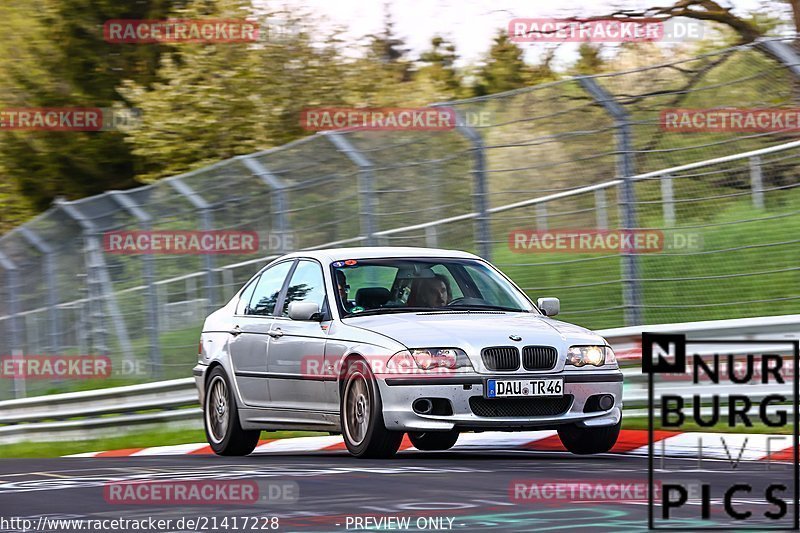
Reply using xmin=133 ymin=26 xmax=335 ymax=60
xmin=0 ymin=314 xmax=797 ymax=444
xmin=0 ymin=378 xmax=199 ymax=444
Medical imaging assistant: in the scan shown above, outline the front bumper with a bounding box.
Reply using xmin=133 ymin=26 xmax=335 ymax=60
xmin=378 ymin=371 xmax=623 ymax=432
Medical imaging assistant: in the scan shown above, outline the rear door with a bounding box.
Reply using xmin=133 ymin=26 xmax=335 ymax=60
xmin=229 ymin=260 xmax=294 ymax=407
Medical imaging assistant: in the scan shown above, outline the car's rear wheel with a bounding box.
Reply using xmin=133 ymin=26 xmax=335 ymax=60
xmin=408 ymin=430 xmax=460 ymax=451
xmin=557 ymin=421 xmax=620 ymax=454
xmin=204 ymin=367 xmax=260 ymax=456
xmin=341 ymin=359 xmax=403 ymax=458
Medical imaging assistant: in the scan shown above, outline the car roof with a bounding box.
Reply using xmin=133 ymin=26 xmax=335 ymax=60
xmin=276 ymin=246 xmax=481 ymax=264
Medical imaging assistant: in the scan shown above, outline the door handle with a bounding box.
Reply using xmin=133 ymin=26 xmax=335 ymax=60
xmin=268 ymin=327 xmax=284 ymax=338
xmin=230 ymin=325 xmax=243 ymax=336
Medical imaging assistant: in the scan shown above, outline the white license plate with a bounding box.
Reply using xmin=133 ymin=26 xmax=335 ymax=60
xmin=486 ymin=378 xmax=563 ymax=398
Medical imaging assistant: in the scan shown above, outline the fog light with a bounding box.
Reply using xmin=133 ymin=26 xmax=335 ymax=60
xmin=598 ymin=394 xmax=614 ymax=411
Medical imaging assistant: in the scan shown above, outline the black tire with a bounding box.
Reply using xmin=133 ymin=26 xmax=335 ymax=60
xmin=340 ymin=359 xmax=403 ymax=458
xmin=408 ymin=430 xmax=460 ymax=451
xmin=204 ymin=367 xmax=260 ymax=456
xmin=557 ymin=421 xmax=621 ymax=455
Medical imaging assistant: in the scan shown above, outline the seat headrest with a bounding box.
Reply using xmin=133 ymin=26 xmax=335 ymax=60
xmin=355 ymin=287 xmax=391 ymax=309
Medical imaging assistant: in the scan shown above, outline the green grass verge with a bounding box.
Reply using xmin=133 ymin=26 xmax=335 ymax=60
xmin=494 ymin=189 xmax=800 ymax=330
xmin=0 ymin=428 xmax=327 ymax=459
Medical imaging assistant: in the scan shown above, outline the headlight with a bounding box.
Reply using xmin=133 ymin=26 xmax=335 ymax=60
xmin=387 ymin=348 xmax=473 ymax=373
xmin=566 ymin=345 xmax=615 ymax=367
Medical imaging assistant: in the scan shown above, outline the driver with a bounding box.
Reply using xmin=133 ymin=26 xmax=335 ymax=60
xmin=335 ymin=270 xmax=353 ymax=312
xmin=413 ymin=274 xmax=452 ymax=307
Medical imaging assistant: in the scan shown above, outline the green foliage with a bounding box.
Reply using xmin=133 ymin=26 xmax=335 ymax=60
xmin=0 ymin=0 xmax=178 ymax=210
xmin=473 ymin=31 xmax=530 ymax=96
xmin=495 ymin=191 xmax=800 ymax=331
xmin=416 ymin=36 xmax=464 ymax=100
xmin=572 ymin=43 xmax=605 ymax=75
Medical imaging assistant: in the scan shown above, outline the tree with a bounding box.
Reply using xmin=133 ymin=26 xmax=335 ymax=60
xmin=416 ymin=36 xmax=463 ymax=100
xmin=573 ymin=43 xmax=605 ymax=75
xmin=529 ymin=47 xmax=559 ymax=84
xmin=0 ymin=0 xmax=178 ymax=211
xmin=0 ymin=168 xmax=32 ymax=233
xmin=588 ymin=0 xmax=766 ymax=44
xmin=473 ymin=31 xmax=529 ymax=96
xmin=369 ymin=6 xmax=411 ymax=80
xmin=121 ymin=2 xmax=392 ymax=180
xmin=340 ymin=6 xmax=419 ymax=106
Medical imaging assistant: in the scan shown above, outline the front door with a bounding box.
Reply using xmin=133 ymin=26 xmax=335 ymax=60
xmin=266 ymin=260 xmax=333 ymax=413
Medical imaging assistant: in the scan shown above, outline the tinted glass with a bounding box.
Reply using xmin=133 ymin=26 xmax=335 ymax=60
xmin=235 ymin=275 xmax=260 ymax=315
xmin=282 ymin=260 xmax=326 ymax=317
xmin=249 ymin=261 xmax=293 ymax=316
xmin=332 ymin=258 xmax=534 ymax=316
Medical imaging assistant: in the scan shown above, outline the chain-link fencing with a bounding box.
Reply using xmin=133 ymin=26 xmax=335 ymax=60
xmin=1 ymin=38 xmax=800 ymax=398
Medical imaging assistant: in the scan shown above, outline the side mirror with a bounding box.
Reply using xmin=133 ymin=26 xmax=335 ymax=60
xmin=537 ymin=297 xmax=560 ymax=317
xmin=288 ymin=301 xmax=322 ymax=321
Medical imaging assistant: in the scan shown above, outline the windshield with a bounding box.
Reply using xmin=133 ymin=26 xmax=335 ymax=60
xmin=331 ymin=258 xmax=536 ymax=317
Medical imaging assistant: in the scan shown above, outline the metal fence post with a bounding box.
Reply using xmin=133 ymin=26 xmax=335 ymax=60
xmin=579 ymin=76 xmax=642 ymax=326
xmin=221 ymin=268 xmax=235 ymax=299
xmin=240 ymin=156 xmax=291 ymax=241
xmin=55 ymin=199 xmax=134 ymax=364
xmin=749 ymin=156 xmax=765 ymax=209
xmin=757 ymin=39 xmax=800 ymax=78
xmin=661 ymin=175 xmax=676 ymax=227
xmin=108 ymin=192 xmax=161 ymax=379
xmin=0 ymin=251 xmax=25 ymax=398
xmin=326 ymin=132 xmax=377 ymax=246
xmin=536 ymin=204 xmax=548 ymax=231
xmin=18 ymin=227 xmax=60 ymax=355
xmin=425 ymin=226 xmax=439 ymax=248
xmin=594 ymin=188 xmax=608 ymax=230
xmin=167 ymin=177 xmax=217 ymax=314
xmin=436 ymin=106 xmax=491 ymax=260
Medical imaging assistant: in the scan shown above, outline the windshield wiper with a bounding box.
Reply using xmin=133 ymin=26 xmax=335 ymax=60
xmin=343 ymin=306 xmax=434 ymax=318
xmin=344 ymin=305 xmax=527 ymax=317
xmin=446 ymin=304 xmax=526 ymax=312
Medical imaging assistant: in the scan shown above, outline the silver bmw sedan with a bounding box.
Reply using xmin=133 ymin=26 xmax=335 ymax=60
xmin=194 ymin=247 xmax=623 ymax=458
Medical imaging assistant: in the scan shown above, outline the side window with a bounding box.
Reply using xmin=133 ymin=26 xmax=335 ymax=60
xmin=249 ymin=261 xmax=293 ymax=316
xmin=235 ymin=275 xmax=260 ymax=315
xmin=282 ymin=260 xmax=326 ymax=317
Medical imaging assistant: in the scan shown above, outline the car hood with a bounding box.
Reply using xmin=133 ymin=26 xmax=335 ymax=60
xmin=344 ymin=311 xmax=605 ymax=356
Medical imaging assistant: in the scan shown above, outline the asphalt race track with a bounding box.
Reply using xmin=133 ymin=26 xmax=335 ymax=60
xmin=0 ymin=449 xmax=795 ymax=532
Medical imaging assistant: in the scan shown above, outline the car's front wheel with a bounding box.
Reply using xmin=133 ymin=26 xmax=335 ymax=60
xmin=408 ymin=430 xmax=460 ymax=451
xmin=204 ymin=367 xmax=261 ymax=456
xmin=341 ymin=359 xmax=403 ymax=458
xmin=557 ymin=421 xmax=620 ymax=454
